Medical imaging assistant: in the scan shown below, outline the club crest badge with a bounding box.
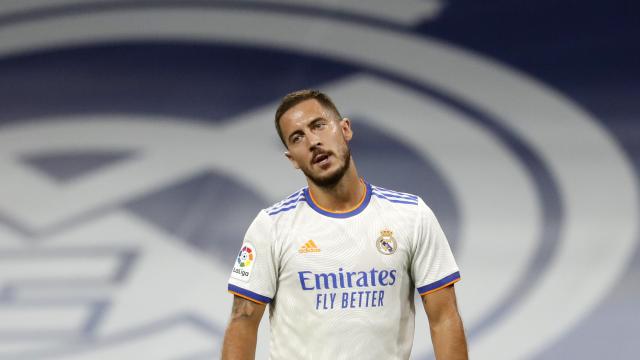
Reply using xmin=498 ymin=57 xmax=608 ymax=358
xmin=376 ymin=229 xmax=397 ymax=255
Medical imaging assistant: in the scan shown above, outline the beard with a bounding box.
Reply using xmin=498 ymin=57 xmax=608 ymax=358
xmin=302 ymin=146 xmax=352 ymax=188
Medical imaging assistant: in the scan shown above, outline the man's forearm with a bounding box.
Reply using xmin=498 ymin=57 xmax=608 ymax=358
xmin=222 ymin=318 xmax=260 ymax=360
xmin=430 ymin=312 xmax=468 ymax=360
xmin=221 ymin=296 xmax=265 ymax=360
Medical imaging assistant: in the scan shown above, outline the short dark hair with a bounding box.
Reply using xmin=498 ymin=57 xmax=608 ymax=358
xmin=274 ymin=89 xmax=342 ymax=147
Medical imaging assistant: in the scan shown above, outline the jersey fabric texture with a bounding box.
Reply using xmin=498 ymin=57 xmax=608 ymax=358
xmin=227 ymin=181 xmax=460 ymax=360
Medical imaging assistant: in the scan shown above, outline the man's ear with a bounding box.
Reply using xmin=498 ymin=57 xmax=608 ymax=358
xmin=285 ymin=151 xmax=300 ymax=169
xmin=340 ymin=117 xmax=353 ymax=142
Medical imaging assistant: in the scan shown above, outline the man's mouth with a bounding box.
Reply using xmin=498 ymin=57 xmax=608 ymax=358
xmin=312 ymin=152 xmax=331 ymax=166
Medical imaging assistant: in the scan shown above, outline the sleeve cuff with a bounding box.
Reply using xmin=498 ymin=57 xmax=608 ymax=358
xmin=228 ymin=284 xmax=272 ymax=304
xmin=417 ymin=271 xmax=461 ymax=296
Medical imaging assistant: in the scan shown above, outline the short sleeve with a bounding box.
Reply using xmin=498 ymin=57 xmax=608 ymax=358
xmin=411 ymin=198 xmax=461 ymax=296
xmin=227 ymin=210 xmax=278 ymax=304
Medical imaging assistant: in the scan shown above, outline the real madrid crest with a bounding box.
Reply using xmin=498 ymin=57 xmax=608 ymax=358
xmin=376 ymin=229 xmax=397 ymax=255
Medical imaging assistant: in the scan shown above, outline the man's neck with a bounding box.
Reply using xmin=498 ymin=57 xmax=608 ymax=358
xmin=307 ymin=165 xmax=365 ymax=213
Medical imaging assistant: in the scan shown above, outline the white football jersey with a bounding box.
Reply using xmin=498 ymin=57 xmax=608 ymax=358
xmin=227 ymin=181 xmax=460 ymax=360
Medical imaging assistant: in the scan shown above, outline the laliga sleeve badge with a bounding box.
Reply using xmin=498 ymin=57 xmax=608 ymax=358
xmin=231 ymin=243 xmax=256 ymax=282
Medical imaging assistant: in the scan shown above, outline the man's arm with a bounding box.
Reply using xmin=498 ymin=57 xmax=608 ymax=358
xmin=221 ymin=295 xmax=267 ymax=360
xmin=422 ymin=284 xmax=468 ymax=360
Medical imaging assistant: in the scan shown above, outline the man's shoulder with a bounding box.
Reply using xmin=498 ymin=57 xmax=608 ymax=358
xmin=369 ymin=184 xmax=422 ymax=207
xmin=263 ymin=187 xmax=308 ymax=217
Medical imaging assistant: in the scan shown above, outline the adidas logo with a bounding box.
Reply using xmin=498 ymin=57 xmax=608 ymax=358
xmin=299 ymin=240 xmax=321 ymax=253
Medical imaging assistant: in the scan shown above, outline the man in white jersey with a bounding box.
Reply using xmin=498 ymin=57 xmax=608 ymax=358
xmin=222 ymin=90 xmax=468 ymax=359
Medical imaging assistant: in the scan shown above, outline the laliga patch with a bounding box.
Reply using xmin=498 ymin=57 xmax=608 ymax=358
xmin=231 ymin=243 xmax=255 ymax=282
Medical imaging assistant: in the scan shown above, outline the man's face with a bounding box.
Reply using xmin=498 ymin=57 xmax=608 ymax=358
xmin=279 ymin=99 xmax=353 ymax=187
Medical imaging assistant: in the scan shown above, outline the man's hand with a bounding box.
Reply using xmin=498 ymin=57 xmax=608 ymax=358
xmin=423 ymin=285 xmax=468 ymax=360
xmin=221 ymin=295 xmax=266 ymax=360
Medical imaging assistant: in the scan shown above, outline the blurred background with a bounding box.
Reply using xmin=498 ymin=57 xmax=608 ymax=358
xmin=0 ymin=1 xmax=638 ymax=359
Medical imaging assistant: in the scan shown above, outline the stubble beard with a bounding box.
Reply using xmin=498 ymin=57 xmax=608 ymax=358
xmin=303 ymin=146 xmax=352 ymax=189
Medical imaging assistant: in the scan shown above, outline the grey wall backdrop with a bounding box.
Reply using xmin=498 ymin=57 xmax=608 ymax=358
xmin=0 ymin=1 xmax=638 ymax=359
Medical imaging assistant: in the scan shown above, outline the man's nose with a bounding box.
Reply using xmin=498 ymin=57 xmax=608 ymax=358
xmin=307 ymin=131 xmax=321 ymax=149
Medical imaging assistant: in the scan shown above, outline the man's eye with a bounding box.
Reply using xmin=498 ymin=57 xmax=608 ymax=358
xmin=291 ymin=135 xmax=302 ymax=143
xmin=314 ymin=122 xmax=326 ymax=129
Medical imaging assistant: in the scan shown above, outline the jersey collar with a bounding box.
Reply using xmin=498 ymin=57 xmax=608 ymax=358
xmin=303 ymin=180 xmax=372 ymax=218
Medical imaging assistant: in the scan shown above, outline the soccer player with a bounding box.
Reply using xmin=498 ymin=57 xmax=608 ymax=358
xmin=222 ymin=90 xmax=467 ymax=359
